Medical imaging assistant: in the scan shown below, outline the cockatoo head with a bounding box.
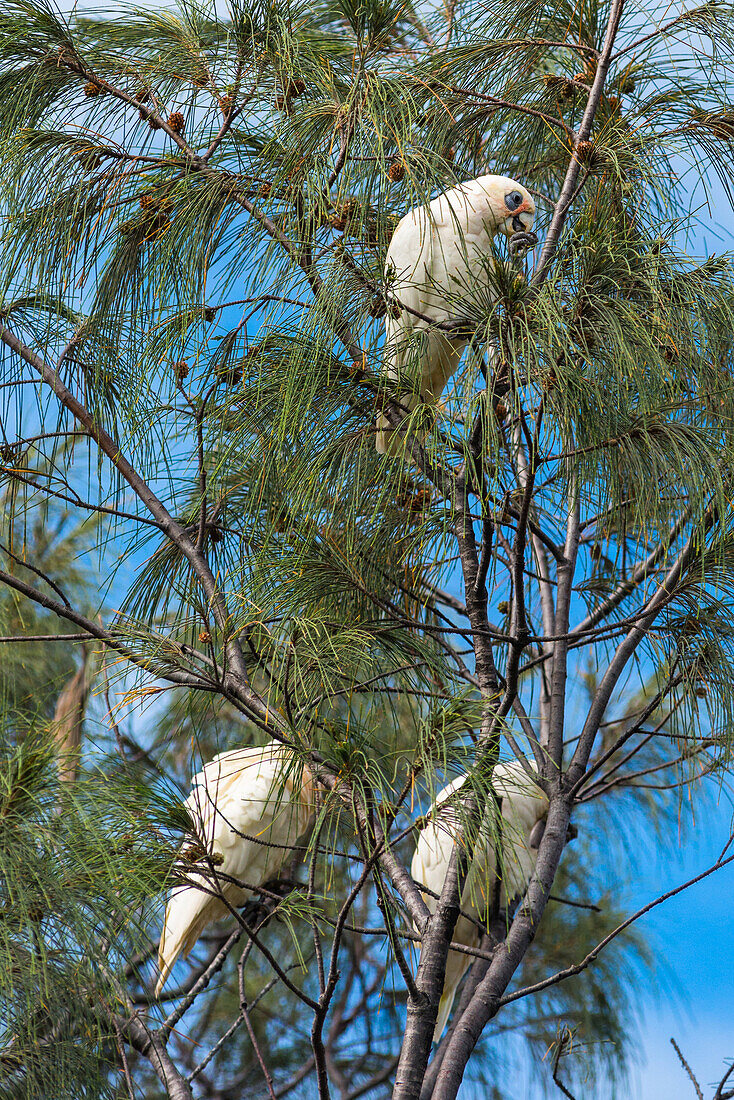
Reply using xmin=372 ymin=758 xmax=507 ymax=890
xmin=477 ymin=175 xmax=535 ymax=238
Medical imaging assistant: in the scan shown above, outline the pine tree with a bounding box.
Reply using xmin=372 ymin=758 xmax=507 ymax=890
xmin=0 ymin=0 xmax=733 ymax=1095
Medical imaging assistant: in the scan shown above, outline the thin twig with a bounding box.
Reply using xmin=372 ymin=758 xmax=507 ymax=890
xmin=670 ymin=1038 xmax=704 ymax=1100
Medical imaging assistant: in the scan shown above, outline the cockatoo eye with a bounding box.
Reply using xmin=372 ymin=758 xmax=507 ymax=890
xmin=505 ymin=190 xmax=524 ymax=211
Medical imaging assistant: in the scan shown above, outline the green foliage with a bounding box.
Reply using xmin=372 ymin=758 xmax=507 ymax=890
xmin=0 ymin=0 xmax=733 ymax=1094
xmin=0 ymin=455 xmax=101 ymax=719
xmin=0 ymin=727 xmax=178 ymax=1099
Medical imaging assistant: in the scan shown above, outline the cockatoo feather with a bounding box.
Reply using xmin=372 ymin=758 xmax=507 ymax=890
xmin=410 ymin=760 xmax=548 ymax=1042
xmin=157 ymin=745 xmax=315 ymax=995
xmin=377 ymin=174 xmax=535 ymax=455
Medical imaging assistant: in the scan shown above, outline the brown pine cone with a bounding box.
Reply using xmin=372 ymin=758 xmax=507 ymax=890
xmin=405 ymin=488 xmax=431 ymax=514
xmin=168 ymin=111 xmax=185 ymax=134
xmin=287 ymin=77 xmax=306 ymax=97
xmin=78 ymin=151 xmax=104 ymax=172
xmin=84 ymin=81 xmax=101 ymax=97
xmin=388 ymin=160 xmax=406 ymax=182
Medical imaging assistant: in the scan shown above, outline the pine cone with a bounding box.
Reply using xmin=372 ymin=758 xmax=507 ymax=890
xmin=219 ymin=93 xmax=234 ymax=115
xmin=405 ymin=488 xmax=431 ymax=514
xmin=84 ymin=81 xmax=101 ymax=97
xmin=146 ymin=212 xmax=172 ymax=239
xmin=388 ymin=160 xmax=406 ymax=182
xmin=172 ymin=360 xmax=189 ymax=380
xmin=368 ymin=297 xmax=386 ymax=319
xmin=542 ymin=74 xmax=577 ymax=101
xmin=494 ymin=400 xmax=507 ymax=423
xmin=148 ymin=116 xmax=161 ymax=130
xmin=691 ymin=108 xmax=734 ymax=140
xmin=259 ymin=181 xmax=272 ymax=197
xmin=139 ymin=194 xmax=155 ymax=210
xmin=340 ymin=196 xmax=359 ymax=218
xmin=576 ymin=140 xmax=595 ymax=162
xmin=216 ymin=363 xmax=240 ymax=385
xmin=388 ymin=300 xmax=402 ymax=319
xmin=182 ymin=843 xmax=208 ymax=863
xmin=204 ymin=306 xmax=217 ymax=322
xmin=78 ymin=151 xmax=103 ymax=172
xmin=168 ymin=111 xmax=185 ymax=134
xmin=287 ymin=77 xmax=306 ymax=97
xmin=198 ymin=629 xmax=212 ymax=643
xmin=135 ymin=87 xmax=150 ymax=102
xmin=543 ymin=367 xmax=558 ymax=391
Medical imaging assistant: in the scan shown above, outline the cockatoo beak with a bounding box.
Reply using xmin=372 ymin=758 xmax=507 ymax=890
xmin=508 ymin=199 xmax=535 ymax=234
xmin=502 ymin=198 xmax=534 ymax=238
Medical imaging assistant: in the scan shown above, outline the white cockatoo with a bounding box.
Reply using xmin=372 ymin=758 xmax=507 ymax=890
xmin=376 ymin=175 xmax=535 ymax=454
xmin=411 ymin=760 xmax=548 ymax=1042
xmin=157 ymin=744 xmax=316 ymax=994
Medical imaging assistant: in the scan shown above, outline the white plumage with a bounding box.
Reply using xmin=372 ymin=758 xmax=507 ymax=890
xmin=376 ymin=174 xmax=535 ymax=455
xmin=157 ymin=745 xmax=316 ymax=994
xmin=411 ymin=760 xmax=548 ymax=1042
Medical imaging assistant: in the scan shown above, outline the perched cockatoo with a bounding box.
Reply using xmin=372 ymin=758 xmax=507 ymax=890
xmin=411 ymin=760 xmax=548 ymax=1042
xmin=376 ymin=175 xmax=535 ymax=454
xmin=156 ymin=745 xmax=316 ymax=994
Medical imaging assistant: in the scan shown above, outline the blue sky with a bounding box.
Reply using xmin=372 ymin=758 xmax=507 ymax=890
xmin=625 ymin=806 xmax=734 ymax=1097
xmin=618 ymin=161 xmax=734 ymax=1100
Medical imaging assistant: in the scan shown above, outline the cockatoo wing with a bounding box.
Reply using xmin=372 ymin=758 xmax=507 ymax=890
xmin=411 ymin=777 xmax=492 ymax=1043
xmin=492 ymin=762 xmax=549 ymax=905
xmin=411 ymin=763 xmax=547 ymax=1042
xmin=157 ymin=746 xmax=314 ymax=994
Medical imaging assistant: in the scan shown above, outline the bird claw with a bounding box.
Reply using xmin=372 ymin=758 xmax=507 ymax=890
xmin=508 ymin=230 xmax=539 ymax=258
